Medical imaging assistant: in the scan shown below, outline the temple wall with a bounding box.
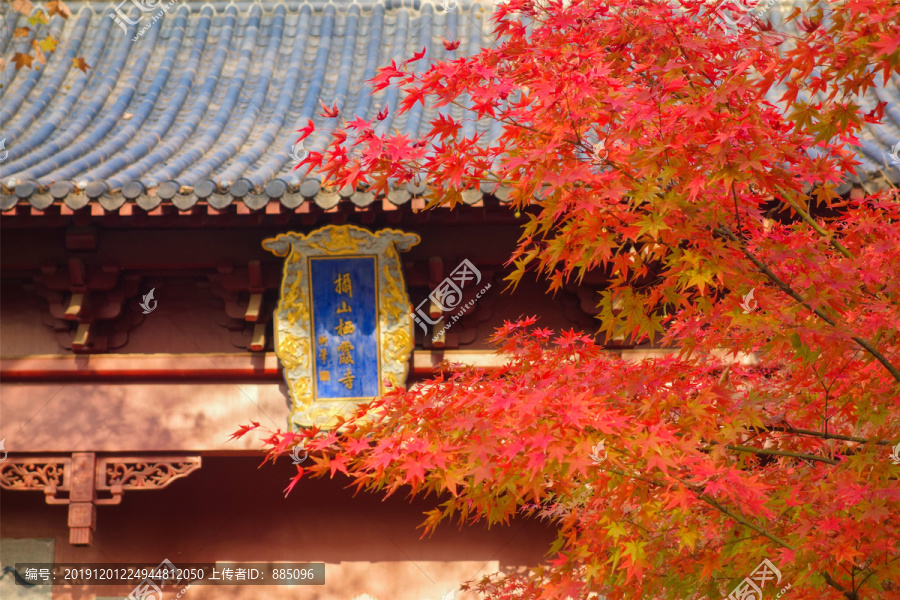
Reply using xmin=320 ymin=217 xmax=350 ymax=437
xmin=0 ymin=220 xmax=601 ymax=598
xmin=2 ymin=457 xmax=556 ymax=600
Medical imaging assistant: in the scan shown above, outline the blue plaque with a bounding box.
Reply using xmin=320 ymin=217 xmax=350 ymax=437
xmin=310 ymin=256 xmax=379 ymax=400
xmin=263 ymin=225 xmax=420 ymax=430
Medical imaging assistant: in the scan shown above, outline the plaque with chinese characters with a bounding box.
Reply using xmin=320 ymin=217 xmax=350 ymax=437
xmin=310 ymin=257 xmax=378 ymax=399
xmin=262 ymin=226 xmax=420 ymax=430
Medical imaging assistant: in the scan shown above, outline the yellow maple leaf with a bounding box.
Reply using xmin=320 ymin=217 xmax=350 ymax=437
xmin=39 ymin=36 xmax=57 ymax=54
xmin=27 ymin=11 xmax=49 ymax=26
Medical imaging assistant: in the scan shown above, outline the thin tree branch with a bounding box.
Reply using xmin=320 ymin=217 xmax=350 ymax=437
xmin=772 ymin=426 xmax=895 ymax=446
xmin=724 ymin=444 xmax=839 ymax=465
xmin=695 ymin=491 xmax=795 ymax=550
xmin=780 ymin=193 xmax=853 ymax=259
xmin=607 ymin=451 xmax=856 ymax=597
xmin=822 ymin=571 xmax=857 ymax=600
xmin=714 ymin=225 xmax=900 ymax=384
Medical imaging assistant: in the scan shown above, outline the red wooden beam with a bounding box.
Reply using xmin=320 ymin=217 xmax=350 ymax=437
xmin=0 ymin=350 xmax=518 ymax=381
xmin=0 ymin=353 xmax=281 ymax=381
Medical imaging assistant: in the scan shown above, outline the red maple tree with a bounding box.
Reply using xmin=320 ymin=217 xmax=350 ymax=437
xmin=237 ymin=0 xmax=900 ymax=597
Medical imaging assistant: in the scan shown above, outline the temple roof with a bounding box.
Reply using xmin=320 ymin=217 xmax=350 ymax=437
xmin=0 ymin=0 xmax=897 ymax=214
xmin=1 ymin=0 xmax=507 ymax=212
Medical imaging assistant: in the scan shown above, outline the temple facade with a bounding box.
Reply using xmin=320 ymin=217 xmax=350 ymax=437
xmin=1 ymin=0 xmax=898 ymax=598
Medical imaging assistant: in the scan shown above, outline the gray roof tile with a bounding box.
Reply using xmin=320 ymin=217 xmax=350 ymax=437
xmin=1 ymin=0 xmax=897 ymax=214
xmin=1 ymin=0 xmax=499 ymax=212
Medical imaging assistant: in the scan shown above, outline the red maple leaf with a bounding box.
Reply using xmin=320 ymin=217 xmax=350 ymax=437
xmin=318 ymin=100 xmax=339 ymax=119
xmin=369 ymin=60 xmax=403 ymax=92
xmin=295 ymin=119 xmax=315 ymax=142
xmin=345 ymin=115 xmax=370 ymax=132
xmin=228 ymin=421 xmax=260 ymax=441
xmin=405 ymin=47 xmax=426 ymax=64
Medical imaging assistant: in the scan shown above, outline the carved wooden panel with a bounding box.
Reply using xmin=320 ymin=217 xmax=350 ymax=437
xmin=0 ymin=453 xmax=201 ymax=545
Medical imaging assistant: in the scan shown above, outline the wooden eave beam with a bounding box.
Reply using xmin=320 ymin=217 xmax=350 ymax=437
xmin=0 ymin=348 xmax=734 ymax=383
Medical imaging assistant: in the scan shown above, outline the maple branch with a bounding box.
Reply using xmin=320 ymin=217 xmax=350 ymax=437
xmin=647 ymin=459 xmax=861 ymax=598
xmin=822 ymin=571 xmax=858 ymax=600
xmin=600 ymin=464 xmax=669 ymax=490
xmin=605 ymin=456 xmax=798 ymax=553
xmin=724 ymin=444 xmax=839 ymax=465
xmin=772 ymin=426 xmax=895 ymax=446
xmin=708 ymin=534 xmax=762 ymax=550
xmin=444 ymin=98 xmax=546 ymax=138
xmin=658 ymin=19 xmax=711 ymax=92
xmin=779 ymin=192 xmax=853 ymax=259
xmin=714 ymin=225 xmax=900 ymax=384
xmin=780 ymin=192 xmax=895 ymax=309
xmin=694 ymin=491 xmax=795 ymax=551
xmin=854 ymin=554 xmax=900 ymax=595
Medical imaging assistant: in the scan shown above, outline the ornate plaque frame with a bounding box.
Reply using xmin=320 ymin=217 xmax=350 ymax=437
xmin=263 ymin=225 xmax=420 ymax=430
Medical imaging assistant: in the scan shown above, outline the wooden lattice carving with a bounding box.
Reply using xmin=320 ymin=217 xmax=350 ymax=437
xmin=0 ymin=453 xmax=201 ymax=545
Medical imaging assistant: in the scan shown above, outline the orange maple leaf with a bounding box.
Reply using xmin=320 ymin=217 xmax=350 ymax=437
xmin=13 ymin=52 xmax=32 ymax=69
xmin=46 ymin=0 xmax=71 ymax=18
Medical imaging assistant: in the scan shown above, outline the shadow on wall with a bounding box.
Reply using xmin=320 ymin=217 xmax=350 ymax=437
xmin=1 ymin=457 xmax=557 ymax=600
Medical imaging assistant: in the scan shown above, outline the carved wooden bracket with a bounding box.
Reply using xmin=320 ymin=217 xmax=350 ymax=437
xmin=32 ymin=259 xmax=145 ymax=352
xmin=410 ymin=258 xmax=496 ymax=350
xmin=572 ymin=287 xmax=632 ymax=347
xmin=427 ymin=257 xmax=448 ymax=347
xmin=208 ymin=260 xmax=280 ymax=352
xmin=0 ymin=453 xmax=201 ymax=545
